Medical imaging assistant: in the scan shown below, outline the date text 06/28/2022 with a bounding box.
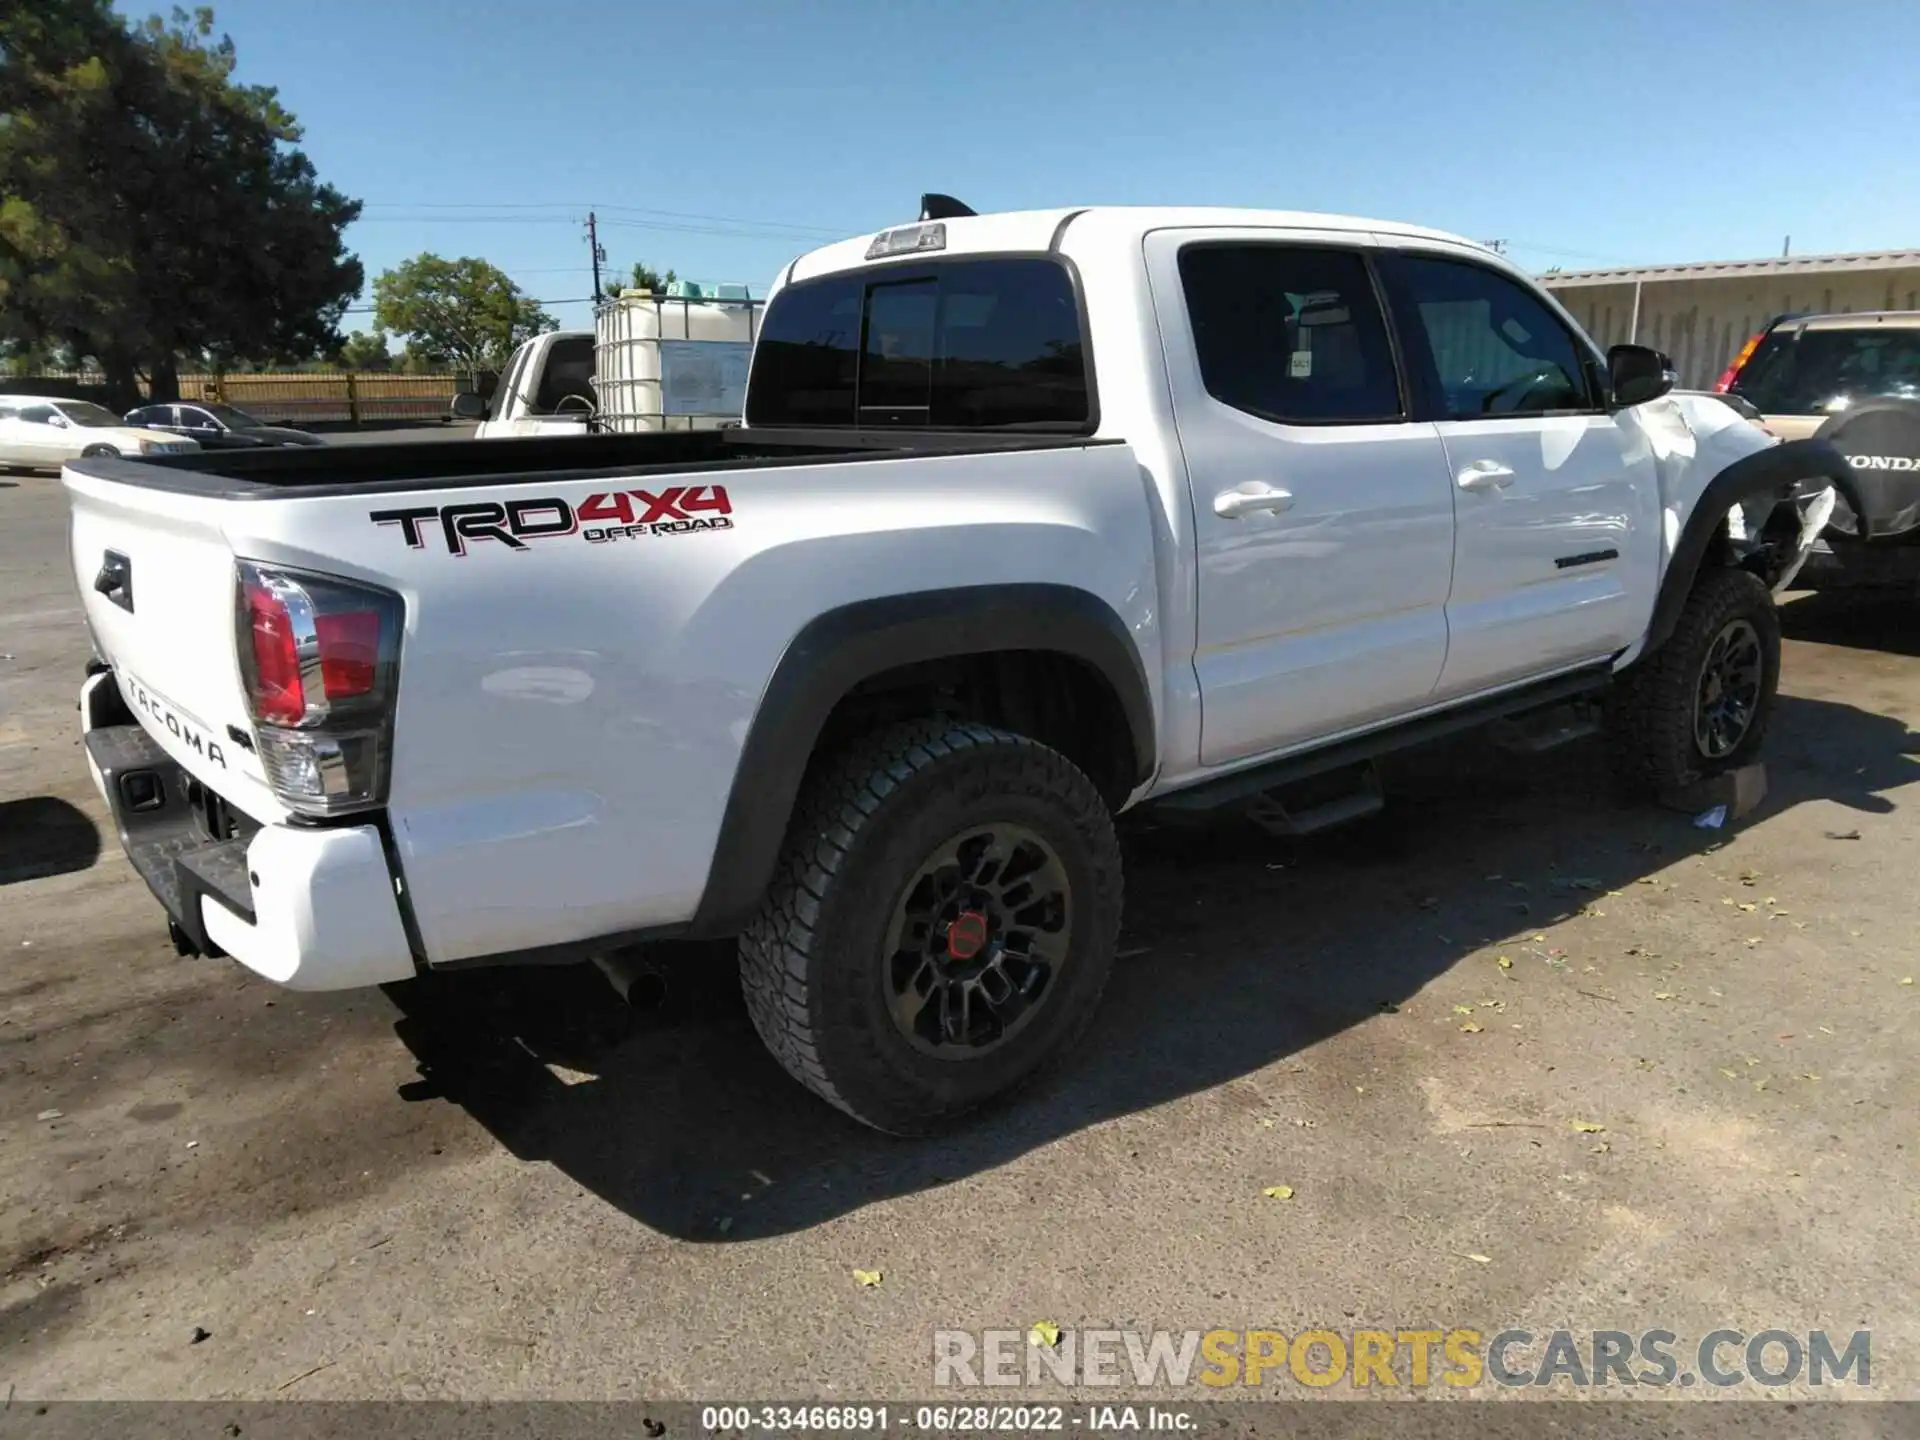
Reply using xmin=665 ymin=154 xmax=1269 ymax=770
xmin=700 ymin=1405 xmax=1196 ymax=1434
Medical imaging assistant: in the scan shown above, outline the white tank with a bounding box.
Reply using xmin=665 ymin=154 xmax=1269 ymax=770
xmin=593 ymin=289 xmax=761 ymax=433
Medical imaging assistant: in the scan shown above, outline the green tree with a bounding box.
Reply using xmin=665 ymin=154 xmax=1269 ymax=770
xmin=373 ymin=254 xmax=554 ymax=370
xmin=0 ymin=2 xmax=364 ymax=405
xmin=335 ymin=329 xmax=394 ymax=372
xmin=604 ymin=260 xmax=678 ymax=298
xmin=1 ymin=338 xmax=70 ymax=376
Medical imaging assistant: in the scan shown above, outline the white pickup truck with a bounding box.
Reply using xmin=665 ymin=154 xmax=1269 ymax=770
xmin=64 ymin=203 xmax=1862 ymax=1134
xmin=453 ymin=330 xmax=594 ymax=440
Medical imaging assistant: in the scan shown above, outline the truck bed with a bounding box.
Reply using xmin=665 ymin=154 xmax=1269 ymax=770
xmin=69 ymin=427 xmax=1115 ymax=500
xmin=62 ymin=422 xmax=1156 ymax=972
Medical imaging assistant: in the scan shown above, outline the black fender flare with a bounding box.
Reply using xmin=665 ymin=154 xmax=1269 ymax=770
xmin=1643 ymin=437 xmax=1865 ymax=657
xmin=688 ymin=583 xmax=1156 ymax=936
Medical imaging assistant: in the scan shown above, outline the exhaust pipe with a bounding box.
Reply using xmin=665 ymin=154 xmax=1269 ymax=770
xmin=592 ymin=949 xmax=668 ymax=1009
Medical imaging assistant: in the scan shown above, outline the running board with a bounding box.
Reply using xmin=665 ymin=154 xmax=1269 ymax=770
xmin=1488 ymin=700 xmax=1605 ymax=754
xmin=1244 ymin=763 xmax=1384 ymax=837
xmin=1151 ymin=663 xmax=1614 ymax=818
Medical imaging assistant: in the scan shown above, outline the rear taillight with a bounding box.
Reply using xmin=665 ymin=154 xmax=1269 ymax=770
xmin=243 ymin=574 xmax=306 ymax=723
xmin=315 ymin=610 xmax=381 ymax=699
xmin=1715 ymin=329 xmax=1766 ymax=393
xmin=235 ymin=562 xmax=403 ymax=816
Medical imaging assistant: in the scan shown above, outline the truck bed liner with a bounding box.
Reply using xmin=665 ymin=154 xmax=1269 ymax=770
xmin=68 ymin=427 xmax=1117 ymax=500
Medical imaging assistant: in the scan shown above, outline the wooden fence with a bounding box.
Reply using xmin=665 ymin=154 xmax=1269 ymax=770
xmin=4 ymin=371 xmax=464 ymax=425
xmin=185 ymin=372 xmax=460 ymax=424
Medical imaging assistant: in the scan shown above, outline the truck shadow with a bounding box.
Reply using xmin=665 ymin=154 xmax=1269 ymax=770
xmin=0 ymin=797 xmax=102 ymax=885
xmin=383 ymin=690 xmax=1919 ymax=1241
xmin=1781 ymin=588 xmax=1920 ymax=659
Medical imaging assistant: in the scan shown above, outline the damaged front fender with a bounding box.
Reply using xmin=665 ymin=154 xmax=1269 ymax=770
xmin=1633 ymin=394 xmax=1866 ymax=658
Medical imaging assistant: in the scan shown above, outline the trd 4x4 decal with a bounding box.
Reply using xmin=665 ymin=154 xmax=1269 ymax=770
xmin=372 ymin=485 xmax=733 ymax=555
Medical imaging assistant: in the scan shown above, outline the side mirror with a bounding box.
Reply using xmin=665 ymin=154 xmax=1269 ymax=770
xmin=449 ymin=391 xmax=488 ymax=421
xmin=1609 ymin=344 xmax=1675 ymax=407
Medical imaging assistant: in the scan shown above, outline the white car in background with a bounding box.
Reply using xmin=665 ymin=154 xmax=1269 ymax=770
xmin=0 ymin=396 xmax=200 ymax=470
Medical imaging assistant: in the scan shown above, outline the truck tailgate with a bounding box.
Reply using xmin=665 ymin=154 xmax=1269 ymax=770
xmin=64 ymin=466 xmax=287 ymax=822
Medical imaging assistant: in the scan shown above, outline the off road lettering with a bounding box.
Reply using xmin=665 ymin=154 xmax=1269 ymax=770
xmin=584 ymin=515 xmax=733 ymax=542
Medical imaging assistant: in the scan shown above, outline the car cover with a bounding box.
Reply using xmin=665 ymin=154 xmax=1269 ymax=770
xmin=1815 ymin=397 xmax=1920 ymax=539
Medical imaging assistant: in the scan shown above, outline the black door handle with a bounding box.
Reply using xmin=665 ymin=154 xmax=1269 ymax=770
xmin=94 ymin=550 xmax=133 ymax=612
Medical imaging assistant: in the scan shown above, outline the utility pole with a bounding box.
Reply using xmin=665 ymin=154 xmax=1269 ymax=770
xmin=586 ymin=211 xmax=605 ymax=302
xmin=1482 ymin=239 xmax=1508 ymax=256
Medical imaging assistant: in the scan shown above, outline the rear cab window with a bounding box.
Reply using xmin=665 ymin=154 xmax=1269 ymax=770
xmin=1733 ymin=326 xmax=1920 ymax=415
xmin=746 ymin=257 xmax=1091 ymax=429
xmin=532 ymin=335 xmax=595 ymax=414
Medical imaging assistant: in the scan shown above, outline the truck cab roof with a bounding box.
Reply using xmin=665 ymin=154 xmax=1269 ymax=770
xmin=784 ymin=205 xmax=1496 ymax=287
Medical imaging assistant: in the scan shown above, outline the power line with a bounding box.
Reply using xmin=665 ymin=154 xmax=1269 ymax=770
xmin=359 ymin=200 xmax=847 ymax=237
xmin=341 ymin=296 xmax=595 ymax=315
xmin=1501 ymin=238 xmax=1636 ymax=266
xmin=353 ymin=213 xmax=839 ymax=244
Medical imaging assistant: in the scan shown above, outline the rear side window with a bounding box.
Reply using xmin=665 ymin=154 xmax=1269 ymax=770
xmin=746 ymin=258 xmax=1089 ymax=429
xmin=1733 ymin=328 xmax=1920 ymax=414
xmin=1178 ymin=245 xmax=1402 ymax=424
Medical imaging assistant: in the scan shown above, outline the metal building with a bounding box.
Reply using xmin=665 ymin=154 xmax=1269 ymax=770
xmin=1541 ymin=249 xmax=1920 ymax=389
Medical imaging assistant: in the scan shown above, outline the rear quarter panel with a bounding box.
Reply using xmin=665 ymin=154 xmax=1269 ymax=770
xmin=220 ymin=444 xmax=1160 ymax=962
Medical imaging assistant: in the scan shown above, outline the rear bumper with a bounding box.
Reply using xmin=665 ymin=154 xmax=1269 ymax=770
xmin=82 ymin=673 xmax=416 ymax=991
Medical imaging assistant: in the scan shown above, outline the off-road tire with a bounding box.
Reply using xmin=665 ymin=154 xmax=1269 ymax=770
xmin=739 ymin=719 xmax=1123 ymax=1135
xmin=1608 ymin=567 xmax=1781 ymax=795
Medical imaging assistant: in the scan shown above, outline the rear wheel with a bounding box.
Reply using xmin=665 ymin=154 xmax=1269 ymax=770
xmin=739 ymin=719 xmax=1122 ymax=1134
xmin=1609 ymin=567 xmax=1780 ymax=794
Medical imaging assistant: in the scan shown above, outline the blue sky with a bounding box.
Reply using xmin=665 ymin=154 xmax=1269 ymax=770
xmin=179 ymin=0 xmax=1920 ymax=336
